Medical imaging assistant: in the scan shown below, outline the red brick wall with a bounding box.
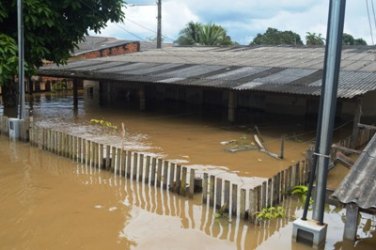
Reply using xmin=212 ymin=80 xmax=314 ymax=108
xmin=76 ymin=41 xmax=140 ymax=60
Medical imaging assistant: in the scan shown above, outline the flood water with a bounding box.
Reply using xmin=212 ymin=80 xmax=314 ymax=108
xmin=0 ymin=91 xmax=375 ymax=249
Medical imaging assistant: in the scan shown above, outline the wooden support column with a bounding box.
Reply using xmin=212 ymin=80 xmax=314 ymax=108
xmin=343 ymin=203 xmax=359 ymax=241
xmin=73 ymin=78 xmax=79 ymax=110
xmin=351 ymin=98 xmax=362 ymax=149
xmin=139 ymin=87 xmax=146 ymax=111
xmin=227 ymin=90 xmax=236 ymax=122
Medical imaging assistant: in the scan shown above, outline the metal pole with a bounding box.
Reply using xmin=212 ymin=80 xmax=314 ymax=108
xmin=17 ymin=0 xmax=25 ymax=119
xmin=157 ymin=0 xmax=162 ymax=48
xmin=312 ymin=0 xmax=346 ymax=224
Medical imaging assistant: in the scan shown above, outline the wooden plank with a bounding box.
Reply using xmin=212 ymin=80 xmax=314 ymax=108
xmin=133 ymin=152 xmax=138 ymax=180
xmin=150 ymin=157 xmax=157 ymax=185
xmin=138 ymin=154 xmax=144 ymax=182
xmin=249 ymin=188 xmax=256 ymax=223
xmin=223 ymin=180 xmax=230 ymax=216
xmin=163 ymin=161 xmax=169 ymax=189
xmin=175 ymin=165 xmax=181 ymax=193
xmin=126 ymin=151 xmax=132 ymax=177
xmin=169 ymin=163 xmax=175 ymax=190
xmin=116 ymin=147 xmax=121 ymax=174
xmin=144 ymin=155 xmax=151 ymax=183
xmin=181 ymin=166 xmax=188 ymax=195
xmin=261 ymin=181 xmax=267 ymax=209
xmin=239 ymin=188 xmax=246 ymax=219
xmin=168 ymin=162 xmax=176 ymax=191
xmin=156 ymin=159 xmax=163 ymax=187
xmin=110 ymin=146 xmax=116 ymax=171
xmin=267 ymin=178 xmax=272 ymax=207
xmin=255 ymin=185 xmax=262 ymax=215
xmin=280 ymin=170 xmax=285 ymax=200
xmin=98 ymin=144 xmax=103 ymax=169
xmin=215 ymin=178 xmax=223 ymax=209
xmin=77 ymin=137 xmax=82 ymax=162
xmin=209 ymin=175 xmax=215 ymax=207
xmin=343 ymin=203 xmax=359 ymax=241
xmin=120 ymin=149 xmax=126 ymax=176
xmin=188 ymin=168 xmax=195 ymax=197
xmin=202 ymin=173 xmax=209 ymax=204
xmin=232 ymin=183 xmax=238 ymax=216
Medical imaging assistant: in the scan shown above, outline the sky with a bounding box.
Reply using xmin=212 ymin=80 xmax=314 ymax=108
xmin=90 ymin=0 xmax=376 ymax=45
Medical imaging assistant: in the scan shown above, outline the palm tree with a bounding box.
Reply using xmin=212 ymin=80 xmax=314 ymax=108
xmin=175 ymin=22 xmax=233 ymax=46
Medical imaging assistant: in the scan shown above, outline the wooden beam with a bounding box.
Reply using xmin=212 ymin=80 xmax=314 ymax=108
xmin=343 ymin=203 xmax=359 ymax=241
xmin=351 ymin=99 xmax=362 ymax=148
xmin=358 ymin=123 xmax=376 ymax=130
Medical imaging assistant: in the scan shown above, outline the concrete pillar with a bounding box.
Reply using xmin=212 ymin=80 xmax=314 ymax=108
xmin=351 ymin=99 xmax=362 ymax=148
xmin=139 ymin=87 xmax=146 ymax=111
xmin=343 ymin=203 xmax=359 ymax=241
xmin=228 ymin=90 xmax=236 ymax=122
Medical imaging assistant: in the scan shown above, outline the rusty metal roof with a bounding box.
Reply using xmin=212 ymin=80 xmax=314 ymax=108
xmin=38 ymin=46 xmax=376 ymax=99
xmin=332 ymin=133 xmax=376 ymax=209
xmin=73 ymin=36 xmax=137 ymax=56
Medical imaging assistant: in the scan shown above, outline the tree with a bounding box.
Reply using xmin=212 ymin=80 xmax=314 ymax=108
xmin=305 ymin=32 xmax=325 ymax=46
xmin=0 ymin=0 xmax=124 ymax=115
xmin=342 ymin=33 xmax=367 ymax=45
xmin=175 ymin=22 xmax=233 ymax=46
xmin=250 ymin=27 xmax=303 ymax=46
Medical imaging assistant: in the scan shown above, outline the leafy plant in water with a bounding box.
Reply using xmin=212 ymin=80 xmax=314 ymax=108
xmin=290 ymin=185 xmax=313 ymax=205
xmin=256 ymin=206 xmax=285 ymax=221
xmin=90 ymin=119 xmax=118 ymax=130
xmin=215 ymin=203 xmax=228 ymax=219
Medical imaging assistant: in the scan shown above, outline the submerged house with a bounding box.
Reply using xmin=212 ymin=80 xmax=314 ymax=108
xmin=37 ymin=46 xmax=376 ymax=124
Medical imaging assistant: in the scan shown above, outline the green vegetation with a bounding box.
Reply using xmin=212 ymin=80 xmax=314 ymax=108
xmin=342 ymin=33 xmax=367 ymax=45
xmin=251 ymin=27 xmax=303 ymax=46
xmin=290 ymin=185 xmax=313 ymax=205
xmin=175 ymin=22 xmax=233 ymax=46
xmin=51 ymin=81 xmax=68 ymax=92
xmin=0 ymin=0 xmax=124 ymax=110
xmin=306 ymin=32 xmax=325 ymax=46
xmin=90 ymin=119 xmax=118 ymax=130
xmin=256 ymin=206 xmax=285 ymax=221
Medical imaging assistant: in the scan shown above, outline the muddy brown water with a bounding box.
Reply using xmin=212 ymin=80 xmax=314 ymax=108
xmin=1 ymin=92 xmax=375 ymax=249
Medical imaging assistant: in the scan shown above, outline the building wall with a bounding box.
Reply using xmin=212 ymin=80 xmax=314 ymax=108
xmin=73 ymin=42 xmax=140 ymax=60
xmin=361 ymin=91 xmax=376 ymax=117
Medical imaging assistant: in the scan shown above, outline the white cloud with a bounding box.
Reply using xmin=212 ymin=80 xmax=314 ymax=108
xmin=95 ymin=0 xmax=375 ymax=45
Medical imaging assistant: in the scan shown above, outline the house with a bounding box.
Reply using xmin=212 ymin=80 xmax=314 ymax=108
xmin=31 ymin=36 xmax=140 ymax=93
xmin=37 ymin=45 xmax=376 ymax=126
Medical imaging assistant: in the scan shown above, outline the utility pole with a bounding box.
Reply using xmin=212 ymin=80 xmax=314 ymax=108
xmin=157 ymin=0 xmax=162 ymax=48
xmin=293 ymin=0 xmax=346 ymax=247
xmin=17 ymin=0 xmax=25 ymax=119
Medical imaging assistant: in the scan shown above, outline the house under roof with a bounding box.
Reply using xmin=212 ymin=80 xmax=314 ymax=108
xmin=39 ymin=46 xmax=376 ymax=99
xmin=37 ymin=46 xmax=376 ymax=122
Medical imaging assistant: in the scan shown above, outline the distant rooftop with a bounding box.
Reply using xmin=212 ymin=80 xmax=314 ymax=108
xmin=73 ymin=36 xmax=137 ymax=56
xmin=74 ymin=36 xmax=172 ymax=55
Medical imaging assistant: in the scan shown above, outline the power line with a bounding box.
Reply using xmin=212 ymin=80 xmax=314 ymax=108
xmin=366 ymin=0 xmax=375 ymax=45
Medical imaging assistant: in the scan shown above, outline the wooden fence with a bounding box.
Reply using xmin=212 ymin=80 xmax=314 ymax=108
xmin=0 ymin=116 xmax=340 ymax=223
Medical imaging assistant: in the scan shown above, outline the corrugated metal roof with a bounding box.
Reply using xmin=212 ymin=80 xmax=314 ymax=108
xmin=38 ymin=46 xmax=376 ymax=99
xmin=332 ymin=133 xmax=376 ymax=209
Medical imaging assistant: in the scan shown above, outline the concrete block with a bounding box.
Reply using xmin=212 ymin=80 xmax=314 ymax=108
xmin=292 ymin=218 xmax=327 ymax=248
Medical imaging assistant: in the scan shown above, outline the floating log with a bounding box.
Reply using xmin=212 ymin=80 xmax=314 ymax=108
xmin=254 ymin=134 xmax=281 ymax=159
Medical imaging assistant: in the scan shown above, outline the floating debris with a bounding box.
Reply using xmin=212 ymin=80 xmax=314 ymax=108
xmin=222 ymin=135 xmax=258 ymax=153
